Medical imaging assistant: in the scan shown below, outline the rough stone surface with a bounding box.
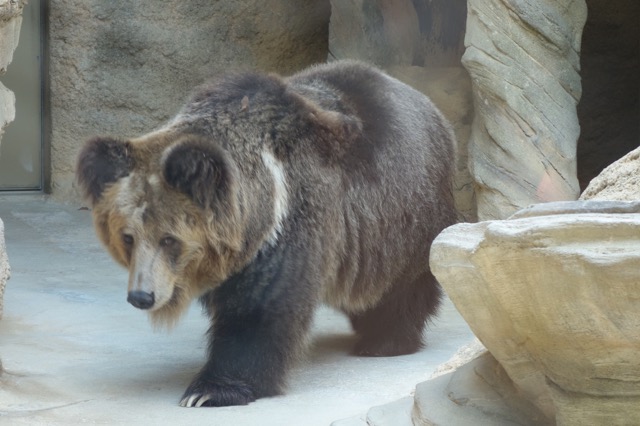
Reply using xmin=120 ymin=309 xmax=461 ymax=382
xmin=430 ymin=200 xmax=640 ymax=425
xmin=580 ymin=146 xmax=640 ymax=201
xmin=0 ymin=0 xmax=24 ymax=144
xmin=0 ymin=218 xmax=8 ymax=320
xmin=328 ymin=0 xmax=466 ymax=68
xmin=413 ymin=352 xmax=548 ymax=425
xmin=462 ymin=0 xmax=586 ymax=220
xmin=429 ymin=337 xmax=485 ymax=379
xmin=49 ymin=0 xmax=330 ymax=200
xmin=328 ymin=0 xmax=421 ymax=67
xmin=331 ymin=396 xmax=414 ymax=426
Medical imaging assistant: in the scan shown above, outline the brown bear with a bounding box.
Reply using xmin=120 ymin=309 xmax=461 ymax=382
xmin=76 ymin=60 xmax=457 ymax=407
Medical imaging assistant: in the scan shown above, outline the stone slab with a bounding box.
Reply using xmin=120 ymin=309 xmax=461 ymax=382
xmin=431 ymin=200 xmax=640 ymax=424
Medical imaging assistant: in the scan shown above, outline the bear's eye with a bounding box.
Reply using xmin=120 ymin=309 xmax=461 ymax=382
xmin=160 ymin=235 xmax=182 ymax=266
xmin=160 ymin=235 xmax=177 ymax=248
xmin=122 ymin=233 xmax=134 ymax=246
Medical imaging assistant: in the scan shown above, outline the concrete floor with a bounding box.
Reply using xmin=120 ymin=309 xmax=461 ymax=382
xmin=0 ymin=194 xmax=475 ymax=425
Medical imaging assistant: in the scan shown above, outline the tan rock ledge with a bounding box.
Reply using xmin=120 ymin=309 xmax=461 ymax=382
xmin=430 ymin=200 xmax=640 ymax=426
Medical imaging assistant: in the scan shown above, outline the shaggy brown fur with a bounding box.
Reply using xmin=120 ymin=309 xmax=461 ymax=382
xmin=76 ymin=60 xmax=457 ymax=407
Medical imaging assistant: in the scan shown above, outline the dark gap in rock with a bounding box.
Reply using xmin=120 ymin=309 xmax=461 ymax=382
xmin=577 ymin=0 xmax=640 ymax=190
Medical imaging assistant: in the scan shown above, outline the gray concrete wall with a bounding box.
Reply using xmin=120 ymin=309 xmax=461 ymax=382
xmin=48 ymin=0 xmax=330 ymax=201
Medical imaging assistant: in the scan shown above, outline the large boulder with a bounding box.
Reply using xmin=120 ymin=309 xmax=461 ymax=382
xmin=462 ymin=0 xmax=586 ymax=219
xmin=580 ymin=146 xmax=640 ymax=201
xmin=430 ymin=200 xmax=640 ymax=425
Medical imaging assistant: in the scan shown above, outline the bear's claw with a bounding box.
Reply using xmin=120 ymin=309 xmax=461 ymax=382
xmin=180 ymin=393 xmax=214 ymax=408
xmin=180 ymin=377 xmax=256 ymax=407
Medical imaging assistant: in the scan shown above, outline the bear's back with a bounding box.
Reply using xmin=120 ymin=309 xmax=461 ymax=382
xmin=284 ymin=62 xmax=458 ymax=311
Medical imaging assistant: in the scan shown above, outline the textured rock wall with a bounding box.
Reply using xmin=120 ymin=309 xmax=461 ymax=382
xmin=49 ymin=0 xmax=330 ymax=201
xmin=328 ymin=0 xmax=466 ymax=67
xmin=328 ymin=0 xmax=421 ymax=66
xmin=463 ymin=0 xmax=586 ymax=220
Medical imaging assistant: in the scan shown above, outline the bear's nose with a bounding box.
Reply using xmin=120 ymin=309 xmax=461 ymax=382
xmin=127 ymin=291 xmax=155 ymax=310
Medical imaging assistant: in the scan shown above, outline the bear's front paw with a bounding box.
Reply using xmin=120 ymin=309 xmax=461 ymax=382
xmin=179 ymin=376 xmax=256 ymax=407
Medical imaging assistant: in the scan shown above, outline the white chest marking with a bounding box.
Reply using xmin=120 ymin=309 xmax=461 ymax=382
xmin=261 ymin=150 xmax=289 ymax=245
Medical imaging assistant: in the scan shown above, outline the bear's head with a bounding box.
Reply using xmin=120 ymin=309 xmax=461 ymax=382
xmin=76 ymin=132 xmax=244 ymax=328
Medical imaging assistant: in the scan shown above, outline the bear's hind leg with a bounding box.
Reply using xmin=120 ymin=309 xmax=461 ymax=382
xmin=349 ymin=271 xmax=442 ymax=357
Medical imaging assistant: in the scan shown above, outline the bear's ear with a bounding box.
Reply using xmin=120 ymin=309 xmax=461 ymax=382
xmin=287 ymin=91 xmax=363 ymax=160
xmin=76 ymin=137 xmax=133 ymax=204
xmin=162 ymin=138 xmax=236 ymax=212
xmin=309 ymin=108 xmax=362 ymax=140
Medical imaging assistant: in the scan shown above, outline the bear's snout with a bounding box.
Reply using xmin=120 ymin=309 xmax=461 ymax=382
xmin=127 ymin=290 xmax=155 ymax=310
